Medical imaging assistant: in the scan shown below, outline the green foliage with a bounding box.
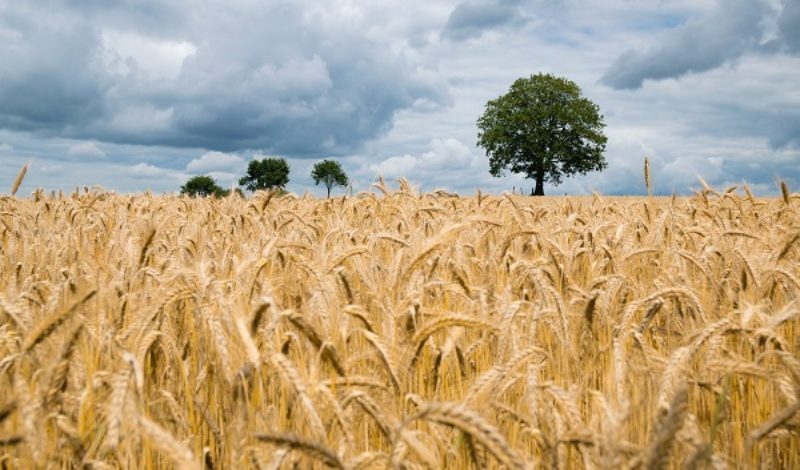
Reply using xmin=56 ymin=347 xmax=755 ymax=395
xmin=311 ymin=159 xmax=349 ymax=198
xmin=180 ymin=175 xmax=227 ymax=197
xmin=239 ymin=157 xmax=290 ymax=191
xmin=477 ymin=73 xmax=607 ymax=195
xmin=223 ymin=187 xmax=246 ymax=198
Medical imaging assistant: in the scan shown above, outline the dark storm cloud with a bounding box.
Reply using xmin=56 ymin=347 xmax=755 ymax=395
xmin=776 ymin=0 xmax=800 ymax=53
xmin=0 ymin=1 xmax=449 ymax=156
xmin=600 ymin=0 xmax=768 ymax=90
xmin=441 ymin=0 xmax=528 ymax=41
xmin=762 ymin=109 xmax=800 ymax=149
xmin=676 ymin=92 xmax=800 ymax=151
xmin=0 ymin=9 xmax=108 ymax=130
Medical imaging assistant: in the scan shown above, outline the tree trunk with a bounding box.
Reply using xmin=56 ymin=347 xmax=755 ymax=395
xmin=326 ymin=185 xmax=332 ymax=198
xmin=533 ymin=172 xmax=545 ymax=196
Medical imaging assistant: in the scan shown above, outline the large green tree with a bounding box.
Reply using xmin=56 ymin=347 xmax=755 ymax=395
xmin=477 ymin=73 xmax=607 ymax=196
xmin=180 ymin=175 xmax=226 ymax=197
xmin=239 ymin=157 xmax=290 ymax=191
xmin=311 ymin=159 xmax=349 ymax=198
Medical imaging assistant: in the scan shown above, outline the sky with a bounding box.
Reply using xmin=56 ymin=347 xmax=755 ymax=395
xmin=0 ymin=0 xmax=798 ymax=196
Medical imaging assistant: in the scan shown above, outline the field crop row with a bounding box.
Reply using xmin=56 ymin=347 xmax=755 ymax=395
xmin=1 ymin=182 xmax=798 ymax=468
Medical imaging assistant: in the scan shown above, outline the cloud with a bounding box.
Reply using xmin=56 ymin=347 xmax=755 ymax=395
xmin=186 ymin=151 xmax=245 ymax=174
xmin=129 ymin=162 xmax=171 ymax=179
xmin=101 ymin=30 xmax=196 ymax=80
xmin=365 ymin=138 xmax=486 ymax=190
xmin=601 ymin=0 xmax=769 ymax=89
xmin=442 ymin=0 xmax=528 ymax=41
xmin=776 ymin=0 xmax=800 ymax=52
xmin=68 ymin=141 xmax=106 ymax=158
xmin=0 ymin=0 xmax=449 ymax=155
xmin=369 ymin=155 xmax=418 ymax=178
xmin=0 ymin=143 xmax=12 ymax=152
xmin=1 ymin=0 xmax=797 ymax=197
xmin=0 ymin=11 xmax=108 ymax=132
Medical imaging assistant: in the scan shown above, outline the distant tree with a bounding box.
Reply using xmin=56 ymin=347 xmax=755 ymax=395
xmin=180 ymin=175 xmax=226 ymax=197
xmin=477 ymin=73 xmax=607 ymax=196
xmin=311 ymin=159 xmax=349 ymax=198
xmin=239 ymin=157 xmax=290 ymax=191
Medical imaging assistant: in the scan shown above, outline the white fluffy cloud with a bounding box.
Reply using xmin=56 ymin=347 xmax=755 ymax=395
xmin=130 ymin=162 xmax=171 ymax=178
xmin=186 ymin=151 xmax=246 ymax=174
xmin=68 ymin=141 xmax=106 ymax=158
xmin=101 ymin=30 xmax=197 ymax=80
xmin=369 ymin=139 xmax=476 ymax=177
xmin=369 ymin=155 xmax=418 ymax=179
xmin=364 ymin=138 xmax=489 ymax=191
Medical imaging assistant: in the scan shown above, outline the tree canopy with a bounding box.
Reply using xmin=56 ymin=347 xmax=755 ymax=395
xmin=311 ymin=159 xmax=349 ymax=198
xmin=477 ymin=73 xmax=607 ymax=195
xmin=180 ymin=175 xmax=226 ymax=197
xmin=239 ymin=157 xmax=290 ymax=192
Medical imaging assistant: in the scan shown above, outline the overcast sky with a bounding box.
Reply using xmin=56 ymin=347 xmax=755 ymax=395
xmin=1 ymin=0 xmax=798 ymax=196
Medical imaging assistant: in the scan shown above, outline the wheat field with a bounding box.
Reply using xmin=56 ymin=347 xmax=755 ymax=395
xmin=1 ymin=178 xmax=799 ymax=469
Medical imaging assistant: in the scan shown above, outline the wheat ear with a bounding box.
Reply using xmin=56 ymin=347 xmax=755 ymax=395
xmin=0 ymin=436 xmax=23 ymax=446
xmin=358 ymin=329 xmax=401 ymax=392
xmin=641 ymin=383 xmax=688 ymax=470
xmin=10 ymin=163 xmax=28 ymax=196
xmin=0 ymin=401 xmax=16 ymax=423
xmin=270 ymin=353 xmax=327 ymax=440
xmin=412 ymin=314 xmax=498 ymax=351
xmin=44 ymin=324 xmax=84 ymax=406
xmin=343 ymin=391 xmax=395 ymax=438
xmin=138 ymin=415 xmax=196 ymax=470
xmin=777 ymin=232 xmax=800 ymax=261
xmin=287 ymin=312 xmax=324 ymax=349
xmin=23 ymin=289 xmax=96 ymax=352
xmin=397 ymin=401 xmax=526 ymax=470
xmin=780 ymin=180 xmax=790 ymax=205
xmin=104 ymin=367 xmax=132 ymax=450
xmin=254 ymin=432 xmax=345 ymax=469
xmin=748 ymin=399 xmax=800 ymax=444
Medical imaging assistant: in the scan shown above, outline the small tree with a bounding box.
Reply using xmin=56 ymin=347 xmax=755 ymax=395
xmin=477 ymin=73 xmax=607 ymax=196
xmin=311 ymin=159 xmax=349 ymax=198
xmin=180 ymin=175 xmax=226 ymax=197
xmin=239 ymin=157 xmax=290 ymax=192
